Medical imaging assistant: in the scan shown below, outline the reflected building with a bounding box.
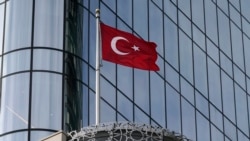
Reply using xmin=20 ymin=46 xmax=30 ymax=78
xmin=1 ymin=0 xmax=250 ymax=141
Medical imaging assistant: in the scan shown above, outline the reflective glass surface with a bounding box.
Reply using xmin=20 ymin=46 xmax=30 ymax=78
xmin=1 ymin=0 xmax=250 ymax=141
xmin=34 ymin=0 xmax=63 ymax=48
xmin=0 ymin=73 xmax=30 ymax=134
xmin=2 ymin=50 xmax=30 ymax=76
xmin=4 ymin=0 xmax=32 ymax=52
xmin=31 ymin=72 xmax=62 ymax=130
xmin=33 ymin=49 xmax=62 ymax=72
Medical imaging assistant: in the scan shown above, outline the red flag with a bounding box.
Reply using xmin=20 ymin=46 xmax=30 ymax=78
xmin=100 ymin=23 xmax=159 ymax=71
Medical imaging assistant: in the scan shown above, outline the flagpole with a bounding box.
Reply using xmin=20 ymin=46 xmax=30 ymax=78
xmin=95 ymin=8 xmax=100 ymax=125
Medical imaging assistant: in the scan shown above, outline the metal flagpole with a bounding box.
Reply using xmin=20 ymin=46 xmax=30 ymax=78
xmin=95 ymin=9 xmax=100 ymax=125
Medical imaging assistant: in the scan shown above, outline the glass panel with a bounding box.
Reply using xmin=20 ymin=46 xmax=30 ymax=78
xmin=33 ymin=49 xmax=62 ymax=72
xmin=179 ymin=11 xmax=191 ymax=37
xmin=222 ymin=71 xmax=236 ymax=123
xmin=100 ymin=101 xmax=115 ymax=123
xmin=0 ymin=5 xmax=4 ymax=54
xmin=4 ymin=0 xmax=32 ymax=52
xmin=210 ymin=104 xmax=223 ymax=131
xmin=207 ymin=39 xmax=219 ymax=64
xmin=3 ymin=50 xmax=30 ymax=76
xmin=0 ymin=131 xmax=28 ymax=141
xmin=134 ymin=70 xmax=149 ymax=113
xmin=191 ymin=0 xmax=204 ymax=31
xmin=229 ymin=5 xmax=241 ymax=28
xmin=241 ymin=0 xmax=250 ymax=22
xmin=100 ymin=77 xmax=116 ymax=108
xmin=31 ymin=72 xmax=62 ymax=130
xmin=0 ymin=73 xmax=29 ymax=134
xmin=218 ymin=10 xmax=231 ymax=57
xmin=150 ymin=73 xmax=165 ymax=126
xmin=165 ymin=16 xmax=179 ymax=70
xmin=233 ymin=65 xmax=246 ymax=90
xmin=242 ymin=17 xmax=250 ymax=37
xmin=181 ymin=78 xmax=194 ymax=104
xmin=231 ymin=22 xmax=244 ymax=70
xmin=166 ymin=84 xmax=181 ymax=133
xmin=194 ymin=44 xmax=208 ymax=97
xmin=117 ymin=63 xmax=133 ymax=99
xmin=243 ymin=35 xmax=250 ymax=77
xmin=34 ymin=0 xmax=63 ymax=49
xmin=217 ymin=0 xmax=228 ymax=15
xmin=193 ymin=25 xmax=205 ymax=51
xmin=179 ymin=30 xmax=193 ymax=84
xmin=195 ymin=91 xmax=209 ymax=118
xmin=164 ymin=0 xmax=177 ymax=24
xmin=238 ymin=130 xmax=249 ymax=141
xmin=134 ymin=0 xmax=148 ymax=40
xmin=64 ymin=3 xmax=83 ymax=57
xmin=118 ymin=92 xmax=133 ymax=121
xmin=181 ymin=99 xmax=196 ymax=140
xmin=205 ymin=0 xmax=218 ymax=45
xmin=196 ymin=112 xmax=210 ymax=141
xmin=211 ymin=125 xmax=224 ymax=141
xmin=82 ymin=9 xmax=89 ymax=62
xmin=149 ymin=2 xmax=163 ymax=56
xmin=64 ymin=53 xmax=82 ymax=81
xmin=235 ymin=85 xmax=249 ymax=135
xmin=165 ymin=63 xmax=179 ymax=91
xmin=229 ymin=0 xmax=239 ymax=10
xmin=208 ymin=58 xmax=222 ymax=109
xmin=117 ymin=1 xmax=132 ymax=26
xmin=134 ymin=107 xmax=150 ymax=124
xmin=224 ymin=117 xmax=237 ymax=141
xmin=220 ymin=52 xmax=233 ymax=77
xmin=178 ymin=0 xmax=190 ymax=18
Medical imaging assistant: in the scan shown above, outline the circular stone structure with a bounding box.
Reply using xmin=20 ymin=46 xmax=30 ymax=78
xmin=68 ymin=122 xmax=191 ymax=141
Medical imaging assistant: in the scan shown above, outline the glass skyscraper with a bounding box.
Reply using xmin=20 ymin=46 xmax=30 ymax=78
xmin=1 ymin=0 xmax=250 ymax=141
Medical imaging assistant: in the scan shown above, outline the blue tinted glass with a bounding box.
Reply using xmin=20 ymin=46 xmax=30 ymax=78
xmin=31 ymin=72 xmax=62 ymax=130
xmin=179 ymin=30 xmax=193 ymax=84
xmin=0 ymin=73 xmax=29 ymax=134
xmin=34 ymin=0 xmax=63 ymax=48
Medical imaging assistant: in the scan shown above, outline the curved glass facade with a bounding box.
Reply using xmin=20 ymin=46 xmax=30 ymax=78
xmin=1 ymin=0 xmax=250 ymax=141
xmin=0 ymin=0 xmax=82 ymax=140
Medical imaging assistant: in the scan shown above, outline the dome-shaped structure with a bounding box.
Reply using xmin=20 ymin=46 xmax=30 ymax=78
xmin=68 ymin=122 xmax=191 ymax=141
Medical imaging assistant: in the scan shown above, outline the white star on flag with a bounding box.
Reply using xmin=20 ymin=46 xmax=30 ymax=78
xmin=132 ymin=45 xmax=140 ymax=51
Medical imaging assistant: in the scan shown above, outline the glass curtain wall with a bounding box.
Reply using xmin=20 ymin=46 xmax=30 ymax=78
xmin=82 ymin=0 xmax=250 ymax=141
xmin=0 ymin=0 xmax=83 ymax=140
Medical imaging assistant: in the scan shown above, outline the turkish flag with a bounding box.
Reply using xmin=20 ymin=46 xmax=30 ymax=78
xmin=100 ymin=23 xmax=159 ymax=71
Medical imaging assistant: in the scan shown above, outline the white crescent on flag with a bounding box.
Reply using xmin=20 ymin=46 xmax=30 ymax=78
xmin=111 ymin=36 xmax=130 ymax=55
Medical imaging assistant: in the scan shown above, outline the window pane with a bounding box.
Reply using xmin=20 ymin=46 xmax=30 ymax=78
xmin=194 ymin=44 xmax=208 ymax=97
xmin=235 ymin=85 xmax=249 ymax=135
xmin=31 ymin=72 xmax=62 ymax=130
xmin=208 ymin=58 xmax=222 ymax=109
xmin=0 ymin=5 xmax=4 ymax=54
xmin=218 ymin=10 xmax=231 ymax=57
xmin=165 ymin=16 xmax=179 ymax=70
xmin=0 ymin=73 xmax=30 ymax=134
xmin=0 ymin=131 xmax=28 ymax=141
xmin=33 ymin=49 xmax=62 ymax=72
xmin=166 ymin=84 xmax=181 ymax=132
xmin=4 ymin=0 xmax=32 ymax=52
xmin=34 ymin=0 xmax=63 ymax=48
xmin=196 ymin=113 xmax=210 ymax=141
xmin=222 ymin=72 xmax=235 ymax=123
xmin=3 ymin=50 xmax=30 ymax=76
xmin=179 ymin=30 xmax=193 ymax=84
xmin=205 ymin=0 xmax=218 ymax=45
xmin=182 ymin=99 xmax=196 ymax=140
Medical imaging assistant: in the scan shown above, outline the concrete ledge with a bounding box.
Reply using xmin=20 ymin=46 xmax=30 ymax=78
xmin=41 ymin=130 xmax=67 ymax=141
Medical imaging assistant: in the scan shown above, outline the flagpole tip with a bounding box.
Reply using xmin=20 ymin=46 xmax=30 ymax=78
xmin=96 ymin=9 xmax=100 ymax=18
